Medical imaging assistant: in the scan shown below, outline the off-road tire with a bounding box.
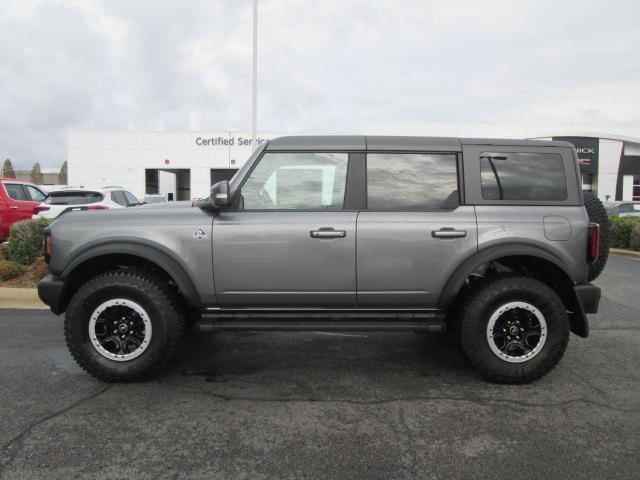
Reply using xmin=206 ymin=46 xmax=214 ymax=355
xmin=583 ymin=190 xmax=610 ymax=281
xmin=65 ymin=270 xmax=185 ymax=382
xmin=459 ymin=275 xmax=569 ymax=384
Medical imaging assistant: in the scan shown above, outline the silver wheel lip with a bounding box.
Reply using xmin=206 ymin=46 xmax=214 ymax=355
xmin=88 ymin=299 xmax=152 ymax=362
xmin=486 ymin=301 xmax=547 ymax=364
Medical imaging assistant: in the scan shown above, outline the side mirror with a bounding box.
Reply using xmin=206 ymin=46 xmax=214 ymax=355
xmin=211 ymin=180 xmax=230 ymax=208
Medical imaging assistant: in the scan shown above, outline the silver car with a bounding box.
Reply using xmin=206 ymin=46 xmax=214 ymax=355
xmin=604 ymin=201 xmax=640 ymax=217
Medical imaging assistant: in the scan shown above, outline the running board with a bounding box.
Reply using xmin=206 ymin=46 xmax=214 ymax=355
xmin=195 ymin=311 xmax=446 ymax=332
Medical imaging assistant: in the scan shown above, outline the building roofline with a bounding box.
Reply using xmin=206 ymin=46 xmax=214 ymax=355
xmin=527 ymin=131 xmax=640 ymax=145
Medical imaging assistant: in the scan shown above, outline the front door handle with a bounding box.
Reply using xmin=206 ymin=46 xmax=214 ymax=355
xmin=310 ymin=228 xmax=347 ymax=239
xmin=9 ymin=205 xmax=18 ymax=210
xmin=432 ymin=228 xmax=467 ymax=239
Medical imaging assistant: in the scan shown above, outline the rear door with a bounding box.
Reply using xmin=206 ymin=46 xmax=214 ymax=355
xmin=2 ymin=183 xmax=37 ymax=224
xmin=356 ymin=152 xmax=477 ymax=308
xmin=211 ymin=151 xmax=359 ymax=308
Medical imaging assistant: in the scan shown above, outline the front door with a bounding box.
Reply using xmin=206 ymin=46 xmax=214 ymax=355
xmin=357 ymin=152 xmax=478 ymax=308
xmin=211 ymin=151 xmax=357 ymax=308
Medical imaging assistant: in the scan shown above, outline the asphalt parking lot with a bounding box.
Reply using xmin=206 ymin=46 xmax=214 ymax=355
xmin=1 ymin=254 xmax=639 ymax=479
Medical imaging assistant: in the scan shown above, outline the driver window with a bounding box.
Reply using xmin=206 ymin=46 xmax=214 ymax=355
xmin=240 ymin=152 xmax=348 ymax=210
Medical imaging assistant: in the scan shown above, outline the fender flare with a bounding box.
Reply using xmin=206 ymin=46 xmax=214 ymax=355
xmin=61 ymin=240 xmax=201 ymax=308
xmin=438 ymin=243 xmax=588 ymax=337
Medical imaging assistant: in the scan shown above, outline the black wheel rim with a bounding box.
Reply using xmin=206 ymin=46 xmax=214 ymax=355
xmin=486 ymin=301 xmax=547 ymax=363
xmin=89 ymin=299 xmax=152 ymax=361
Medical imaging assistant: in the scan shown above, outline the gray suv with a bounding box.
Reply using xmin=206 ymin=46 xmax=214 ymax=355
xmin=38 ymin=136 xmax=606 ymax=384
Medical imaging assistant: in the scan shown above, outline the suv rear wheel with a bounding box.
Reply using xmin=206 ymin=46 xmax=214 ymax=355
xmin=64 ymin=270 xmax=185 ymax=382
xmin=458 ymin=275 xmax=569 ymax=384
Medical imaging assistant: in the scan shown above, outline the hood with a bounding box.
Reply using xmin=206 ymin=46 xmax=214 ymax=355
xmin=50 ymin=201 xmax=207 ymax=229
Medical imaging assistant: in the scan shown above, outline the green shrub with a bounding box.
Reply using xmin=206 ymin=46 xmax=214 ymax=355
xmin=0 ymin=242 xmax=7 ymax=260
xmin=0 ymin=259 xmax=25 ymax=281
xmin=609 ymin=216 xmax=640 ymax=249
xmin=630 ymin=224 xmax=640 ymax=251
xmin=4 ymin=218 xmax=51 ymax=266
xmin=31 ymin=257 xmax=50 ymax=281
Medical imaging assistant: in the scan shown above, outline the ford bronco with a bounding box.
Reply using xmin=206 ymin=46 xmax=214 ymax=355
xmin=37 ymin=136 xmax=608 ymax=383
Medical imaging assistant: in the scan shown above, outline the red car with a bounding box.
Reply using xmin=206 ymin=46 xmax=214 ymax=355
xmin=0 ymin=178 xmax=48 ymax=242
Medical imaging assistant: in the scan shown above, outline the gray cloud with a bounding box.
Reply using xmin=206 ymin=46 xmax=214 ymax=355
xmin=1 ymin=0 xmax=639 ymax=170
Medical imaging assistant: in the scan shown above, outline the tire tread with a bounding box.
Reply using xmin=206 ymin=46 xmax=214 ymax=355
xmin=64 ymin=269 xmax=185 ymax=382
xmin=458 ymin=274 xmax=569 ymax=384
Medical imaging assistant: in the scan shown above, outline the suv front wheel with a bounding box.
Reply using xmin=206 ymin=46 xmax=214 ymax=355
xmin=64 ymin=270 xmax=185 ymax=382
xmin=458 ymin=275 xmax=569 ymax=384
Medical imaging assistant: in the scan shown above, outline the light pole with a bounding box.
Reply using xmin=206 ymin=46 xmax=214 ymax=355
xmin=251 ymin=0 xmax=258 ymax=150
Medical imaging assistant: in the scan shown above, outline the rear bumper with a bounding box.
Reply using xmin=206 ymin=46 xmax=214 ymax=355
xmin=37 ymin=274 xmax=67 ymax=315
xmin=574 ymin=283 xmax=601 ymax=314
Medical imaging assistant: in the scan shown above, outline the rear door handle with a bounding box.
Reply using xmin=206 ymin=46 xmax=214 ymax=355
xmin=310 ymin=228 xmax=347 ymax=239
xmin=9 ymin=205 xmax=18 ymax=210
xmin=432 ymin=228 xmax=467 ymax=239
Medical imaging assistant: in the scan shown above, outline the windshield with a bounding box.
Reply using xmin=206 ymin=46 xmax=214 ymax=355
xmin=229 ymin=142 xmax=268 ymax=194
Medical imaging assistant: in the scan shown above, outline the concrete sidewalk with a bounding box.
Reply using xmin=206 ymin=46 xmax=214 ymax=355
xmin=610 ymin=248 xmax=640 ymax=258
xmin=0 ymin=288 xmax=47 ymax=309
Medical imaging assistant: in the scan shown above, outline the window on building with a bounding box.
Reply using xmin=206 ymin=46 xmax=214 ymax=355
xmin=211 ymin=169 xmax=238 ymax=186
xmin=145 ymin=169 xmax=159 ymax=195
xmin=367 ymin=153 xmax=459 ymax=210
xmin=480 ymin=152 xmax=567 ymax=201
xmin=633 ymin=175 xmax=640 ymax=201
xmin=240 ymin=152 xmax=348 ymax=210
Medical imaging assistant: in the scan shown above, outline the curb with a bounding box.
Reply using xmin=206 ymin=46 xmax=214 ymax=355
xmin=610 ymin=248 xmax=640 ymax=258
xmin=0 ymin=288 xmax=48 ymax=310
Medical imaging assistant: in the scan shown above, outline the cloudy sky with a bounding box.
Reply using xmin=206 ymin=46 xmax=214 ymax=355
xmin=1 ymin=0 xmax=639 ymax=170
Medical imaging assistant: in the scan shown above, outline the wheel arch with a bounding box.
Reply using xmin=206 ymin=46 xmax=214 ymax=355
xmin=440 ymin=244 xmax=588 ymax=337
xmin=60 ymin=241 xmax=200 ymax=310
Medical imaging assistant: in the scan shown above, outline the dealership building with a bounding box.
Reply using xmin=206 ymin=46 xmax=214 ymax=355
xmin=530 ymin=134 xmax=640 ymax=202
xmin=68 ymin=127 xmax=640 ymax=202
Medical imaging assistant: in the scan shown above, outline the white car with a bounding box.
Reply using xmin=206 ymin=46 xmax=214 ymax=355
xmin=36 ymin=186 xmax=141 ymax=219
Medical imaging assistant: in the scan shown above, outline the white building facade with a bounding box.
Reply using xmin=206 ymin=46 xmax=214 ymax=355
xmin=68 ymin=131 xmax=281 ymax=200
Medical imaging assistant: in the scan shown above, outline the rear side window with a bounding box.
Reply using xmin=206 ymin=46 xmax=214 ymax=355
xmin=24 ymin=185 xmax=46 ymax=202
xmin=3 ymin=184 xmax=27 ymax=201
xmin=45 ymin=191 xmax=104 ymax=205
xmin=367 ymin=153 xmax=459 ymax=210
xmin=111 ymin=191 xmax=127 ymax=206
xmin=123 ymin=191 xmax=139 ymax=206
xmin=480 ymin=152 xmax=567 ymax=201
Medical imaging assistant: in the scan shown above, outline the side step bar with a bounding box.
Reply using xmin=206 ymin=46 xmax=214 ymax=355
xmin=195 ymin=311 xmax=447 ymax=332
